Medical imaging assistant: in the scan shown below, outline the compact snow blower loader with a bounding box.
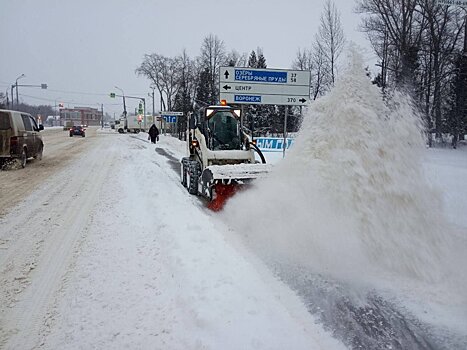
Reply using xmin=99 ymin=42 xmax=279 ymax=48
xmin=180 ymin=105 xmax=271 ymax=211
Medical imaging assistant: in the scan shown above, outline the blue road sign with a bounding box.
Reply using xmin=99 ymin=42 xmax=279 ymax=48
xmin=162 ymin=115 xmax=177 ymax=123
xmin=234 ymin=69 xmax=287 ymax=84
xmin=234 ymin=95 xmax=262 ymax=103
xmin=255 ymin=137 xmax=294 ymax=151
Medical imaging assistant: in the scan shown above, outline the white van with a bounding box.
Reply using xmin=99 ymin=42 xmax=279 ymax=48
xmin=0 ymin=109 xmax=44 ymax=168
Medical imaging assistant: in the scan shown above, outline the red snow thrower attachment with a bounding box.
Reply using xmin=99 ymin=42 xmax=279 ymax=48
xmin=202 ymin=164 xmax=272 ymax=211
xmin=207 ymin=183 xmax=239 ymax=211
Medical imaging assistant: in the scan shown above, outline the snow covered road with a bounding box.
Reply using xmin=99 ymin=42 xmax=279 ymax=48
xmin=0 ymin=130 xmax=342 ymax=349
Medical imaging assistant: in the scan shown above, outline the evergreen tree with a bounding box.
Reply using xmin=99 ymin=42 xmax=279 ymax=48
xmin=195 ymin=68 xmax=213 ymax=106
xmin=257 ymin=52 xmax=267 ymax=68
xmin=247 ymin=51 xmax=257 ymax=68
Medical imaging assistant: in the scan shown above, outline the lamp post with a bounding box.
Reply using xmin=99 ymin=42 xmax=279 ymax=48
xmin=149 ymin=85 xmax=156 ymax=125
xmin=14 ymin=74 xmax=26 ymax=108
xmin=114 ymin=86 xmax=127 ymax=118
xmin=5 ymin=88 xmax=10 ymax=109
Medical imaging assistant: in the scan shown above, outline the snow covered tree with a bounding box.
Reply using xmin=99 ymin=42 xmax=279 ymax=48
xmin=226 ymin=50 xmax=247 ymax=67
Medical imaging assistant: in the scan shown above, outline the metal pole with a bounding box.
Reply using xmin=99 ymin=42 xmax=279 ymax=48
xmin=11 ymin=85 xmax=14 ymax=109
xmin=101 ymin=104 xmax=104 ymax=129
xmin=152 ymin=88 xmax=155 ymax=123
xmin=115 ymin=86 xmax=127 ymax=118
xmin=142 ymin=98 xmax=146 ymax=129
xmin=283 ymin=106 xmax=288 ymax=159
xmin=16 ymin=82 xmax=19 ymax=106
xmin=159 ymin=92 xmax=163 ymax=132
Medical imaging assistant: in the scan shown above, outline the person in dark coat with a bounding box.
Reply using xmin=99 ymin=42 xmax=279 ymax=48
xmin=148 ymin=124 xmax=159 ymax=144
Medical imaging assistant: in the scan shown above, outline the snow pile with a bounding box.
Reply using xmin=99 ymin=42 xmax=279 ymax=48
xmin=223 ymin=47 xmax=457 ymax=286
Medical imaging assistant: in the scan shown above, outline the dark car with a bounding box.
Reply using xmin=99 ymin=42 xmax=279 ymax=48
xmin=0 ymin=109 xmax=44 ymax=168
xmin=69 ymin=125 xmax=85 ymax=137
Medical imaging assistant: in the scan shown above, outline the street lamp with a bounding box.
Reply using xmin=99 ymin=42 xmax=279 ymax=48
xmin=5 ymin=88 xmax=10 ymax=109
xmin=149 ymin=85 xmax=156 ymax=124
xmin=114 ymin=86 xmax=127 ymax=117
xmin=15 ymin=74 xmax=26 ymax=106
xmin=11 ymin=74 xmax=25 ymax=109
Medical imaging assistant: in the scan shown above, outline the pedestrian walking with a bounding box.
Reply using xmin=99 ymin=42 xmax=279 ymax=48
xmin=148 ymin=124 xmax=160 ymax=144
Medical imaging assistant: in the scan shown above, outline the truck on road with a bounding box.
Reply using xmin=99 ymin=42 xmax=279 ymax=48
xmin=116 ymin=116 xmax=145 ymax=133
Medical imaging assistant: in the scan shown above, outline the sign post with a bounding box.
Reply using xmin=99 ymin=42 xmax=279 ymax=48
xmin=159 ymin=111 xmax=183 ymax=135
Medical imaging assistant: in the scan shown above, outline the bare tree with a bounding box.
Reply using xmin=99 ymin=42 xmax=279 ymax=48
xmin=357 ymin=0 xmax=426 ymax=88
xmin=316 ymin=0 xmax=346 ymax=85
xmin=292 ymin=48 xmax=313 ymax=71
xmin=0 ymin=92 xmax=6 ymax=109
xmin=311 ymin=41 xmax=333 ymax=99
xmin=136 ymin=54 xmax=182 ymax=111
xmin=418 ymin=1 xmax=464 ymax=134
xmin=199 ymin=34 xmax=226 ymax=104
xmin=292 ymin=44 xmax=331 ymax=100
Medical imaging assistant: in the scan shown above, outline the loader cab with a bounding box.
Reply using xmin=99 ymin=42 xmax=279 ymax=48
xmin=202 ymin=106 xmax=242 ymax=151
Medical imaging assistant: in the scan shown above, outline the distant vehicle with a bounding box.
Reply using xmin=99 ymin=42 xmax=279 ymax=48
xmin=116 ymin=117 xmax=145 ymax=133
xmin=63 ymin=120 xmax=74 ymax=131
xmin=104 ymin=122 xmax=110 ymax=128
xmin=69 ymin=125 xmax=85 ymax=137
xmin=0 ymin=109 xmax=44 ymax=168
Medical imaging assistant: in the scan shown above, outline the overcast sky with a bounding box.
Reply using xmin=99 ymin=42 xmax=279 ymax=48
xmin=0 ymin=0 xmax=375 ymax=116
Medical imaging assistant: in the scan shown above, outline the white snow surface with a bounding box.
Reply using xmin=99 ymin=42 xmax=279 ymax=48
xmin=0 ymin=132 xmax=343 ymax=349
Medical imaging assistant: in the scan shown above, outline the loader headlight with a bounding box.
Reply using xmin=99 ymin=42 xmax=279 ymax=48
xmin=191 ymin=139 xmax=199 ymax=148
xmin=233 ymin=109 xmax=241 ymax=118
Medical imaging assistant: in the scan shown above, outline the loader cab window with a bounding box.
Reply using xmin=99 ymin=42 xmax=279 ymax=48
xmin=207 ymin=111 xmax=240 ymax=150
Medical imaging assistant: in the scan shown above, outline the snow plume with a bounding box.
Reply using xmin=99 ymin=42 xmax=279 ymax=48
xmin=223 ymin=47 xmax=454 ymax=286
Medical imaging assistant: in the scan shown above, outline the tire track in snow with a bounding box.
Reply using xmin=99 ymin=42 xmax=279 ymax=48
xmin=0 ymin=135 xmax=118 ymax=349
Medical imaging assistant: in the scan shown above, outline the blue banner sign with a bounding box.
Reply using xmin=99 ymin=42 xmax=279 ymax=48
xmin=235 ymin=69 xmax=287 ymax=83
xmin=162 ymin=115 xmax=177 ymax=123
xmin=234 ymin=95 xmax=262 ymax=103
xmin=255 ymin=137 xmax=294 ymax=151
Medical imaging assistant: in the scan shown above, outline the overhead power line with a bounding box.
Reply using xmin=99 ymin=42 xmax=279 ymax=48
xmin=18 ymin=93 xmax=122 ymax=107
